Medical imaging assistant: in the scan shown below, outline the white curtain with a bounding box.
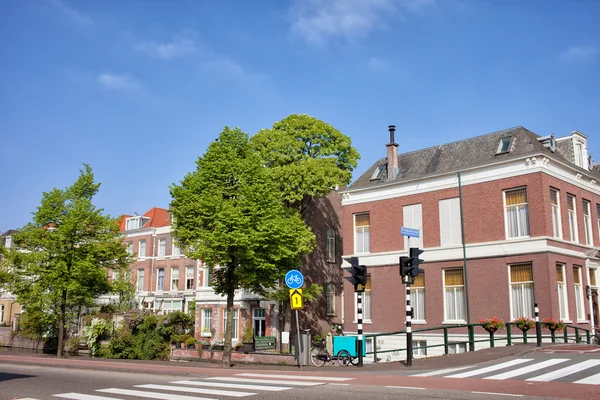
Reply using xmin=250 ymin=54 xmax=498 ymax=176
xmin=362 ymin=292 xmax=371 ymax=320
xmin=511 ymin=283 xmax=534 ymax=318
xmin=445 ymin=287 xmax=465 ymax=320
xmin=411 ymin=288 xmax=425 ymax=320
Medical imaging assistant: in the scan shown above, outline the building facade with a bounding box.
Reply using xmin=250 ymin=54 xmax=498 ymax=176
xmin=341 ymin=126 xmax=599 ymax=356
xmin=0 ymin=230 xmax=22 ymax=329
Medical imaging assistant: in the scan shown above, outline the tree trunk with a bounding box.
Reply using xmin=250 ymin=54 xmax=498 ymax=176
xmin=57 ymin=288 xmax=67 ymax=358
xmin=222 ymin=263 xmax=235 ymax=367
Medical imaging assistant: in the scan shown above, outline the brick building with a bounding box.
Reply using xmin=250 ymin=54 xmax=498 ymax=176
xmin=0 ymin=230 xmax=21 ymax=328
xmin=341 ymin=126 xmax=599 ymax=355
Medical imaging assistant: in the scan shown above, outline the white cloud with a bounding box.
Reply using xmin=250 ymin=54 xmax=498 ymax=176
xmin=560 ymin=45 xmax=598 ymax=62
xmin=290 ymin=0 xmax=435 ymax=45
xmin=49 ymin=0 xmax=94 ymax=27
xmin=134 ymin=32 xmax=199 ymax=59
xmin=368 ymin=57 xmax=388 ymax=71
xmin=97 ymin=73 xmax=141 ymax=92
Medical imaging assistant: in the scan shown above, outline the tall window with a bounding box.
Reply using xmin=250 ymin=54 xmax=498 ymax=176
xmin=505 ymin=188 xmax=529 ymax=238
xmin=573 ymin=266 xmax=585 ymax=321
xmin=439 ymin=198 xmax=461 ymax=247
xmin=510 ymin=263 xmax=534 ymax=319
xmin=158 ymin=239 xmax=166 ymax=257
xmin=203 ymin=266 xmax=213 ymax=287
xmin=201 ymin=308 xmax=212 ymax=336
xmin=363 ymin=275 xmax=372 ymax=320
xmin=443 ymin=269 xmax=465 ymax=321
xmin=411 ymin=273 xmax=425 ymax=321
xmin=223 ymin=309 xmax=239 ymax=340
xmin=326 ymin=227 xmax=335 ymax=262
xmin=567 ymin=194 xmax=578 ymax=242
xmin=326 ymin=282 xmax=335 ymax=316
xmin=185 ymin=266 xmax=195 ymax=290
xmin=583 ymin=200 xmax=593 ymax=245
xmin=253 ymin=309 xmax=266 ymax=337
xmin=138 ymin=240 xmax=146 ymax=258
xmin=5 ymin=236 xmax=12 ymax=248
xmin=556 ymin=264 xmax=568 ymax=320
xmin=136 ymin=269 xmax=144 ymax=291
xmin=172 ymin=242 xmax=181 ymax=257
xmin=550 ymin=189 xmax=562 ymax=238
xmin=157 ymin=268 xmax=164 ymax=291
xmin=126 ymin=241 xmax=133 ymax=255
xmin=597 ymin=204 xmax=600 ymax=240
xmin=354 ymin=214 xmax=370 ymax=253
xmin=403 ymin=203 xmax=423 ymax=248
xmin=0 ymin=304 xmax=4 ymax=324
xmin=171 ymin=267 xmax=179 ymax=291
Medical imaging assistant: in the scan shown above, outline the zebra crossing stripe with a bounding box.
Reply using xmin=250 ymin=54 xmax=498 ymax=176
xmin=171 ymin=380 xmax=291 ymax=391
xmin=136 ymin=384 xmax=255 ymax=397
xmin=574 ymin=372 xmax=600 ymax=385
xmin=484 ymin=359 xmax=569 ymax=380
xmin=53 ymin=394 xmax=122 ymax=400
xmin=526 ymin=360 xmax=600 ymax=382
xmin=446 ymin=359 xmax=533 ymax=378
xmin=412 ymin=366 xmax=472 ymax=377
xmin=235 ymin=373 xmax=353 ymax=381
xmin=97 ymin=388 xmax=216 ymax=400
xmin=206 ymin=377 xmax=323 ymax=386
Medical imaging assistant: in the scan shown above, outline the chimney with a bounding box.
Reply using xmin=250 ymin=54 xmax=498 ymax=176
xmin=387 ymin=125 xmax=399 ymax=180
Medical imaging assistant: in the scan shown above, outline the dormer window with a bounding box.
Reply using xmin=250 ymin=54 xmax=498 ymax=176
xmin=370 ymin=165 xmax=386 ymax=181
xmin=5 ymin=236 xmax=11 ymax=248
xmin=125 ymin=216 xmax=149 ymax=230
xmin=496 ymin=137 xmax=513 ymax=155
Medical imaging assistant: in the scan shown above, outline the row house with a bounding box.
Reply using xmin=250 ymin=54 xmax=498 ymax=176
xmin=341 ymin=126 xmax=599 ymax=356
xmin=0 ymin=230 xmax=21 ymax=328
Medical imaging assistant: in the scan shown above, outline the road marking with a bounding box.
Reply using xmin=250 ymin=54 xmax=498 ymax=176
xmin=526 ymin=360 xmax=600 ymax=382
xmin=206 ymin=377 xmax=323 ymax=386
xmin=471 ymin=391 xmax=523 ymax=397
xmin=411 ymin=365 xmax=472 ymax=377
xmin=235 ymin=373 xmax=353 ymax=381
xmin=97 ymin=388 xmax=216 ymax=400
xmin=171 ymin=380 xmax=291 ymax=391
xmin=386 ymin=386 xmax=426 ymax=390
xmin=136 ymin=384 xmax=254 ymax=397
xmin=484 ymin=358 xmax=569 ymax=380
xmin=54 ymin=394 xmax=123 ymax=400
xmin=574 ymin=372 xmax=600 ymax=385
xmin=446 ymin=359 xmax=533 ymax=378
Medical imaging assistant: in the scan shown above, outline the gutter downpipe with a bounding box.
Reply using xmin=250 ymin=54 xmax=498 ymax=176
xmin=458 ymin=172 xmax=473 ymax=351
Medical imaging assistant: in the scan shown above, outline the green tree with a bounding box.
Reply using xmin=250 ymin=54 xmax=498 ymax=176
xmin=9 ymin=165 xmax=131 ymax=357
xmin=250 ymin=114 xmax=360 ymax=214
xmin=170 ymin=127 xmax=315 ymax=367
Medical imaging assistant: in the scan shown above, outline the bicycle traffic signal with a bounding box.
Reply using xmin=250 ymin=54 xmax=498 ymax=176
xmin=345 ymin=256 xmax=367 ymax=291
xmin=409 ymin=247 xmax=424 ymax=277
xmin=399 ymin=256 xmax=412 ymax=277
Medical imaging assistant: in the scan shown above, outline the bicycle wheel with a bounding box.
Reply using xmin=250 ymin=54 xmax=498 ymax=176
xmin=310 ymin=346 xmax=327 ymax=367
xmin=337 ymin=350 xmax=352 ymax=366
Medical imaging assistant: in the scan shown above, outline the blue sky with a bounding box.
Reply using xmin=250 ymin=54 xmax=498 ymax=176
xmin=1 ymin=0 xmax=599 ymax=233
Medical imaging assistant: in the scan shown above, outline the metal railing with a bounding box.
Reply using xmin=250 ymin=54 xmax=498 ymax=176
xmin=364 ymin=323 xmax=592 ymax=363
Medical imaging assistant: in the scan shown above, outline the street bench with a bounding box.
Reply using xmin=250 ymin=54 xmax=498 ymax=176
xmin=254 ymin=336 xmax=276 ymax=351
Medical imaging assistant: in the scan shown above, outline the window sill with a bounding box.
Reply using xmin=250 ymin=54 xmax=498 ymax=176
xmin=442 ymin=320 xmax=466 ymax=325
xmin=412 ymin=320 xmax=427 ymax=324
xmin=353 ymin=320 xmax=372 ymax=324
xmin=576 ymin=320 xmax=588 ymax=324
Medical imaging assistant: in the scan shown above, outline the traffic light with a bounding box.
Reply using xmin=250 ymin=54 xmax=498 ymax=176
xmin=409 ymin=247 xmax=424 ymax=277
xmin=399 ymin=256 xmax=412 ymax=277
xmin=345 ymin=256 xmax=367 ymax=291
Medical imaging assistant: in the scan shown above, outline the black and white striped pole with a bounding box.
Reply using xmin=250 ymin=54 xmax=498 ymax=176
xmin=406 ymin=278 xmax=413 ymax=366
xmin=357 ymin=291 xmax=363 ymax=367
xmin=535 ymin=303 xmax=542 ymax=347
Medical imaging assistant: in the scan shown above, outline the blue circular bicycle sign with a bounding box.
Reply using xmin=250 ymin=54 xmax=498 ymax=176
xmin=285 ymin=269 xmax=304 ymax=289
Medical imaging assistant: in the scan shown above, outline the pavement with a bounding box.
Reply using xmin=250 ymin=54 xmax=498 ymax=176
xmin=2 ymin=342 xmax=596 ymax=375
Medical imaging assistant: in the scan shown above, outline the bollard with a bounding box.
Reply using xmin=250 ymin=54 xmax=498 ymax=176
xmin=535 ymin=303 xmax=542 ymax=347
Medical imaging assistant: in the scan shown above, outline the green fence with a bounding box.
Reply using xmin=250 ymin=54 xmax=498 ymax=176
xmin=364 ymin=323 xmax=592 ymax=363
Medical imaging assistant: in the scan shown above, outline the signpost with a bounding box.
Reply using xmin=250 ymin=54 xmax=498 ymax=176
xmin=285 ymin=269 xmax=304 ymax=369
xmin=400 ymin=227 xmax=420 ymax=367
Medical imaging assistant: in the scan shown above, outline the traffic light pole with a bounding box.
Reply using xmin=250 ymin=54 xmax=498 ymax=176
xmin=405 ymin=278 xmax=413 ymax=367
xmin=357 ymin=290 xmax=363 ymax=367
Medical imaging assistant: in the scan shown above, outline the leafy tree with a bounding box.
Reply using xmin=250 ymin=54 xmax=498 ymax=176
xmin=0 ymin=245 xmax=11 ymax=292
xmin=250 ymin=114 xmax=360 ymax=215
xmin=170 ymin=127 xmax=315 ymax=367
xmin=8 ymin=165 xmax=131 ymax=357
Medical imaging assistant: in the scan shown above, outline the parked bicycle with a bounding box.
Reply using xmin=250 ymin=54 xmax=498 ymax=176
xmin=310 ymin=337 xmax=357 ymax=367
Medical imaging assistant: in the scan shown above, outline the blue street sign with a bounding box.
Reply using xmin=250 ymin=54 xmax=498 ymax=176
xmin=285 ymin=269 xmax=304 ymax=289
xmin=400 ymin=227 xmax=420 ymax=238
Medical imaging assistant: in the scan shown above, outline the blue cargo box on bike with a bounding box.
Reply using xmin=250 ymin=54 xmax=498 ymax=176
xmin=333 ymin=336 xmax=366 ymax=357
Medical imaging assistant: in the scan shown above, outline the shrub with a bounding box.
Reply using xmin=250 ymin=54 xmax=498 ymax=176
xmin=83 ymin=318 xmax=113 ymax=356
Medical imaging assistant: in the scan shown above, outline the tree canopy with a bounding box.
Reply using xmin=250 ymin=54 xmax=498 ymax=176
xmin=8 ymin=164 xmax=131 ymax=356
xmin=170 ymin=127 xmax=315 ymax=366
xmin=250 ymin=114 xmax=360 ymax=214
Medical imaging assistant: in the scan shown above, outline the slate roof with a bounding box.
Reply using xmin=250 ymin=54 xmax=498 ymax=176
xmin=348 ymin=126 xmax=599 ymax=192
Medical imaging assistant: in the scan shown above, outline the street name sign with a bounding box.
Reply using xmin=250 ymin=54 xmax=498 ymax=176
xmin=400 ymin=227 xmax=420 ymax=238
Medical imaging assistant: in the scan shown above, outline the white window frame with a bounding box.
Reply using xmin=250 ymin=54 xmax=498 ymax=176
xmin=138 ymin=240 xmax=146 ymax=259
xmin=136 ymin=269 xmax=144 ymax=291
xmin=125 ymin=216 xmax=142 ymax=230
xmin=556 ymin=263 xmax=569 ymax=321
xmin=583 ymin=200 xmax=593 ymax=246
xmin=252 ymin=308 xmax=266 ymax=337
xmin=203 ymin=265 xmax=212 ymax=287
xmin=550 ymin=188 xmax=562 ymax=239
xmin=509 ymin=263 xmax=535 ymax=319
xmin=403 ymin=203 xmax=423 ymax=249
xmin=439 ymin=197 xmax=461 ymax=247
xmin=223 ymin=309 xmax=239 ymax=340
xmin=596 ymin=204 xmax=600 ymax=241
xmin=497 ymin=137 xmax=513 ymax=154
xmin=573 ymin=266 xmax=585 ymax=321
xmin=171 ymin=267 xmax=179 ymax=291
xmin=158 ymin=239 xmax=166 ymax=258
xmin=326 ymin=282 xmax=335 ymax=316
xmin=157 ymin=268 xmax=164 ymax=291
xmin=172 ymin=242 xmax=181 ymax=257
xmin=1 ymin=304 xmax=5 ymax=324
xmin=354 ymin=214 xmax=370 ymax=254
xmin=126 ymin=241 xmax=133 ymax=255
xmin=413 ymin=340 xmax=427 ymax=356
xmin=504 ymin=188 xmax=530 ymax=239
xmin=201 ymin=308 xmax=212 ymax=337
xmin=411 ymin=274 xmax=426 ymax=322
xmin=185 ymin=266 xmax=195 ymax=290
xmin=326 ymin=227 xmax=335 ymax=262
xmin=5 ymin=236 xmax=11 ymax=248
xmin=443 ymin=269 xmax=465 ymax=322
xmin=567 ymin=194 xmax=578 ymax=242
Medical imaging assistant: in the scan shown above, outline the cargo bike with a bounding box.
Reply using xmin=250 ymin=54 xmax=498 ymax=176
xmin=310 ymin=335 xmax=366 ymax=367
